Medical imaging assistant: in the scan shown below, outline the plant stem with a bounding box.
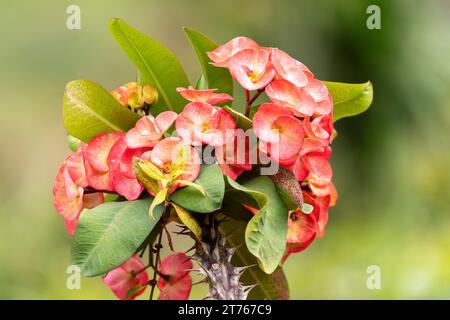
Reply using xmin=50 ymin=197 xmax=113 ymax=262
xmin=149 ymin=230 xmax=163 ymax=300
xmin=148 ymin=202 xmax=170 ymax=300
xmin=245 ymin=89 xmax=264 ymax=117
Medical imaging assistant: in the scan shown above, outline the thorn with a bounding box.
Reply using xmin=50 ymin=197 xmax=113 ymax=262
xmin=242 ymin=284 xmax=257 ymax=293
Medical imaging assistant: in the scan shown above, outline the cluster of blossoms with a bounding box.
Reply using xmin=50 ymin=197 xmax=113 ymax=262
xmin=54 ymin=36 xmax=338 ymax=300
xmin=102 ymin=253 xmax=192 ymax=300
xmin=207 ymin=37 xmax=338 ymax=259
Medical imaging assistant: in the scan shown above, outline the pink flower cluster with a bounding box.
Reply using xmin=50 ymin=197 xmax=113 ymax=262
xmin=53 ymin=110 xmax=200 ymax=235
xmin=208 ymin=36 xmax=338 ymax=258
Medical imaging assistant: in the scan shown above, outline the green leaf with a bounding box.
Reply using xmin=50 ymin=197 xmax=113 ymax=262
xmin=109 ymin=18 xmax=190 ymax=114
xmin=71 ymin=199 xmax=163 ymax=277
xmin=172 ymin=203 xmax=202 ymax=240
xmin=63 ymin=80 xmax=141 ymax=143
xmin=183 ymin=28 xmax=233 ymax=96
xmin=67 ymin=135 xmax=81 ymax=152
xmin=324 ymin=81 xmax=373 ymax=122
xmin=223 ymin=106 xmax=253 ymax=130
xmin=170 ymin=164 xmax=225 ymax=213
xmin=220 ymin=216 xmax=289 ymax=300
xmin=226 ymin=176 xmax=288 ymax=274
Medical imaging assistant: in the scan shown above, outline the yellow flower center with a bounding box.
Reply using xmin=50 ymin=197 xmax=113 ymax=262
xmin=247 ymin=70 xmax=260 ymax=83
xmin=162 ymin=163 xmax=172 ymax=175
xmin=201 ymin=123 xmax=211 ymax=133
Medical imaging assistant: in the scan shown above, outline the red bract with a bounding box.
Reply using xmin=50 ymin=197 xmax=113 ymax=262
xmin=253 ymin=103 xmax=305 ymax=163
xmin=282 ymin=191 xmax=331 ymax=262
xmin=125 ymin=111 xmax=177 ymax=149
xmin=270 ymin=48 xmax=311 ymax=88
xmin=265 ymin=79 xmax=316 ymax=117
xmin=53 ymin=162 xmax=84 ymax=223
xmin=177 ymin=86 xmax=233 ymax=105
xmin=229 ymin=48 xmax=275 ymax=91
xmin=103 ymin=256 xmax=148 ymax=300
xmin=175 ymin=102 xmax=236 ymax=146
xmin=157 ymin=253 xmax=192 ymax=300
xmin=65 ymin=147 xmax=88 ymax=188
xmin=83 ymin=132 xmax=124 ymax=191
xmin=108 ymin=136 xmax=149 ymax=200
xmin=207 ymin=36 xmax=260 ymax=67
xmin=65 ymin=192 xmax=104 ymax=236
xmin=53 ymin=159 xmax=104 ymax=236
xmin=215 ymin=130 xmax=253 ymax=180
xmin=304 ymin=114 xmax=334 ymax=142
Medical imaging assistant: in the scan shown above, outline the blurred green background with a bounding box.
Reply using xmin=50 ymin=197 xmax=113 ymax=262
xmin=1 ymin=0 xmax=449 ymax=299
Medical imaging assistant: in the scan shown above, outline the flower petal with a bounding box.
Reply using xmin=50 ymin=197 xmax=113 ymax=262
xmin=266 ymin=79 xmax=316 ymax=116
xmin=207 ymin=36 xmax=260 ymax=67
xmin=271 ymin=48 xmax=309 ymax=87
xmin=229 ymin=48 xmax=275 ymax=91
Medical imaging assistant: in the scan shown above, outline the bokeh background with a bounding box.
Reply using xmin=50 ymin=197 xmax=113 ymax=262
xmin=1 ymin=0 xmax=449 ymax=299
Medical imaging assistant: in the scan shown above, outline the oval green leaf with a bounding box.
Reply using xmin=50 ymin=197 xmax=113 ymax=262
xmin=70 ymin=199 xmax=163 ymax=277
xmin=170 ymin=164 xmax=225 ymax=213
xmin=324 ymin=80 xmax=374 ymax=122
xmin=226 ymin=176 xmax=288 ymax=274
xmin=220 ymin=216 xmax=289 ymax=300
xmin=63 ymin=80 xmax=141 ymax=143
xmin=183 ymin=28 xmax=233 ymax=96
xmin=109 ymin=18 xmax=190 ymax=114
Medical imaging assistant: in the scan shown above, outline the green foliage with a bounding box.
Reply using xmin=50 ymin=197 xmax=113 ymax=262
xmin=70 ymin=199 xmax=163 ymax=277
xmin=62 ymin=80 xmax=140 ymax=143
xmin=109 ymin=18 xmax=190 ymax=114
xmin=170 ymin=164 xmax=225 ymax=213
xmin=183 ymin=28 xmax=233 ymax=96
xmin=226 ymin=176 xmax=288 ymax=274
xmin=325 ymin=81 xmax=374 ymax=122
xmin=220 ymin=217 xmax=289 ymax=300
xmin=223 ymin=106 xmax=253 ymax=130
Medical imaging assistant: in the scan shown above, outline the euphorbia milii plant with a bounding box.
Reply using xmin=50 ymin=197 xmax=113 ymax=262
xmin=54 ymin=18 xmax=373 ymax=300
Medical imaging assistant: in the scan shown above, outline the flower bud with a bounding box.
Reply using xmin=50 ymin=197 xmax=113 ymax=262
xmin=142 ymin=84 xmax=158 ymax=105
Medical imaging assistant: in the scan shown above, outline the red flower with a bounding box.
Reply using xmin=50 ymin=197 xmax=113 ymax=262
xmin=157 ymin=253 xmax=192 ymax=300
xmin=270 ymin=48 xmax=311 ymax=88
xmin=125 ymin=111 xmax=177 ymax=149
xmin=207 ymin=36 xmax=260 ymax=67
xmin=53 ymin=152 xmax=103 ymax=236
xmin=253 ymin=103 xmax=305 ymax=163
xmin=265 ymin=79 xmax=316 ymax=117
xmin=83 ymin=132 xmax=124 ymax=191
xmin=175 ymin=102 xmax=236 ymax=146
xmin=103 ymin=256 xmax=148 ymax=300
xmin=229 ymin=48 xmax=275 ymax=91
xmin=215 ymin=130 xmax=253 ymax=180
